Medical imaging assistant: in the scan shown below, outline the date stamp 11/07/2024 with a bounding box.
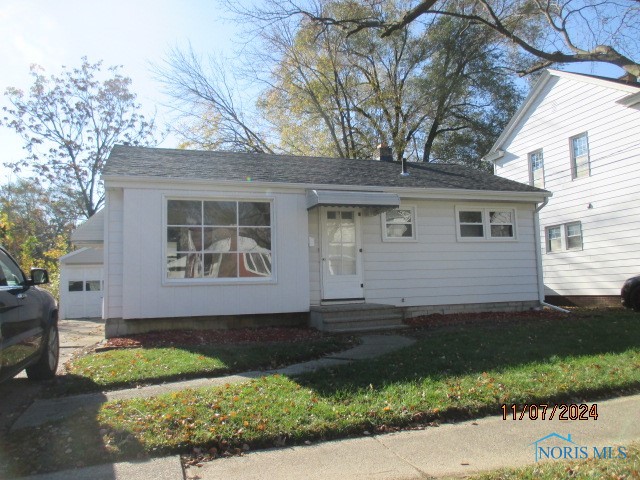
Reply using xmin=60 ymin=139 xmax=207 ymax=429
xmin=501 ymin=403 xmax=599 ymax=421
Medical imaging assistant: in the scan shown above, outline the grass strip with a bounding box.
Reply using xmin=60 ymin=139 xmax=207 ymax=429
xmin=57 ymin=338 xmax=352 ymax=394
xmin=6 ymin=310 xmax=640 ymax=476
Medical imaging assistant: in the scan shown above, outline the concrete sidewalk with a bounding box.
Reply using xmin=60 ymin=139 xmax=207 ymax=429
xmin=19 ymin=393 xmax=640 ymax=480
xmin=190 ymin=394 xmax=640 ymax=480
xmin=11 ymin=334 xmax=416 ymax=430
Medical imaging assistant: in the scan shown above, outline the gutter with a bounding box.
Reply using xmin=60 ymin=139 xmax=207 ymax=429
xmin=533 ymin=197 xmax=570 ymax=314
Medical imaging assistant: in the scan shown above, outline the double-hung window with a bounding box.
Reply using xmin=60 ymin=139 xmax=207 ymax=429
xmin=166 ymin=199 xmax=272 ymax=280
xmin=382 ymin=206 xmax=417 ymax=241
xmin=529 ymin=149 xmax=544 ymax=188
xmin=456 ymin=207 xmax=516 ymax=241
xmin=546 ymin=221 xmax=583 ymax=253
xmin=570 ymin=133 xmax=590 ymax=179
xmin=565 ymin=222 xmax=583 ymax=250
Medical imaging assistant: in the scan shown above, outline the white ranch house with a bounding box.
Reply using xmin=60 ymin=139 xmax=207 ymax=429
xmin=68 ymin=145 xmax=551 ymax=336
xmin=485 ymin=69 xmax=640 ymax=306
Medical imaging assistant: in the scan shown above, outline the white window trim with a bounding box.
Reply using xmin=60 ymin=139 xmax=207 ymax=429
xmin=528 ymin=149 xmax=545 ymax=188
xmin=570 ymin=132 xmax=590 ymax=179
xmin=455 ymin=206 xmax=518 ymax=242
xmin=162 ymin=194 xmax=277 ymax=286
xmin=381 ymin=205 xmax=418 ymax=242
xmin=545 ymin=221 xmax=583 ymax=253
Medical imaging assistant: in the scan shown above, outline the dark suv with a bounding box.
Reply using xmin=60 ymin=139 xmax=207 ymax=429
xmin=621 ymin=275 xmax=640 ymax=311
xmin=0 ymin=246 xmax=59 ymax=382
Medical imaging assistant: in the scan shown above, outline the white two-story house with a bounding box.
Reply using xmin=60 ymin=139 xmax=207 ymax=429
xmin=485 ymin=69 xmax=640 ymax=306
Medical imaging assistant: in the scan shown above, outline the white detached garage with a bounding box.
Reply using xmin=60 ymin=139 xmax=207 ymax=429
xmin=59 ymin=210 xmax=105 ymax=320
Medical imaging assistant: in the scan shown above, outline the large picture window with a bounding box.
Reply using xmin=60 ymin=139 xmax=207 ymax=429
xmin=166 ymin=199 xmax=272 ymax=280
xmin=456 ymin=207 xmax=517 ymax=241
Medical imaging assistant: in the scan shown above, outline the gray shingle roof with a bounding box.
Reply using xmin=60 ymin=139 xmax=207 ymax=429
xmin=104 ymin=145 xmax=546 ymax=194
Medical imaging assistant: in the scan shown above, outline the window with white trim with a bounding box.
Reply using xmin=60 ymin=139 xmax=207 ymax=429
xmin=570 ymin=133 xmax=590 ymax=179
xmin=456 ymin=207 xmax=517 ymax=241
xmin=529 ymin=149 xmax=544 ymax=188
xmin=546 ymin=221 xmax=583 ymax=253
xmin=382 ymin=206 xmax=417 ymax=241
xmin=166 ymin=199 xmax=272 ymax=280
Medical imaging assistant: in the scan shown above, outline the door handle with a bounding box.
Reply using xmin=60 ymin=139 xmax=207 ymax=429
xmin=17 ymin=293 xmax=27 ymax=300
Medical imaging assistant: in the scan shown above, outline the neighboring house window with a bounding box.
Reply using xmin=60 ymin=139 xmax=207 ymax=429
xmin=382 ymin=206 xmax=417 ymax=241
xmin=546 ymin=226 xmax=562 ymax=253
xmin=570 ymin=133 xmax=590 ymax=178
xmin=69 ymin=280 xmax=102 ymax=292
xmin=529 ymin=150 xmax=544 ymax=188
xmin=456 ymin=207 xmax=517 ymax=240
xmin=85 ymin=280 xmax=102 ymax=291
xmin=565 ymin=222 xmax=583 ymax=250
xmin=546 ymin=222 xmax=583 ymax=253
xmin=166 ymin=199 xmax=272 ymax=280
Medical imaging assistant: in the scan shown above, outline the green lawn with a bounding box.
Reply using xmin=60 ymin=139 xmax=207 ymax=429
xmin=6 ymin=309 xmax=640 ymax=476
xmin=58 ymin=338 xmax=353 ymax=394
xmin=472 ymin=442 xmax=639 ymax=479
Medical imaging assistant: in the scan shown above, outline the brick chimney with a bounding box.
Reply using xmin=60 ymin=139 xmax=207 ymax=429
xmin=374 ymin=143 xmax=393 ymax=162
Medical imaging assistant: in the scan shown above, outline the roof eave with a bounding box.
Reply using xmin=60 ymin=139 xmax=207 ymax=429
xmin=486 ymin=70 xmax=554 ymax=155
xmin=103 ymin=174 xmax=550 ymax=203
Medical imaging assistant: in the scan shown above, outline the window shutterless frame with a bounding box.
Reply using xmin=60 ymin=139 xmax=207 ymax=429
xmin=565 ymin=222 xmax=583 ymax=251
xmin=570 ymin=132 xmax=590 ymax=179
xmin=163 ymin=195 xmax=276 ymax=285
xmin=381 ymin=205 xmax=418 ymax=242
xmin=545 ymin=221 xmax=583 ymax=253
xmin=455 ymin=206 xmax=517 ymax=241
xmin=528 ymin=149 xmax=544 ymax=188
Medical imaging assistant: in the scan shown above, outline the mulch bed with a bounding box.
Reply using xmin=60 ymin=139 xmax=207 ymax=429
xmin=406 ymin=309 xmax=570 ymax=329
xmin=102 ymin=327 xmax=327 ymax=349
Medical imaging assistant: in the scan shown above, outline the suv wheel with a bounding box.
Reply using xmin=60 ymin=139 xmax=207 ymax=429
xmin=26 ymin=321 xmax=59 ymax=380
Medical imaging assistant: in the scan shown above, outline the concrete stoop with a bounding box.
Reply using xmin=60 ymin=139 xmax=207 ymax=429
xmin=309 ymin=303 xmax=406 ymax=332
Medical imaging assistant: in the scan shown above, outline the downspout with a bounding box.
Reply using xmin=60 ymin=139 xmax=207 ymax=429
xmin=533 ymin=198 xmax=570 ymax=313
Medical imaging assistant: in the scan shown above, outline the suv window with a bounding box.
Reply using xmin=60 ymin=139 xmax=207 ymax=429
xmin=0 ymin=250 xmax=26 ymax=288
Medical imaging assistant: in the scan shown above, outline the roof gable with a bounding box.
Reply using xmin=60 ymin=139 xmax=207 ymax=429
xmin=104 ymin=145 xmax=545 ymax=195
xmin=71 ymin=209 xmax=104 ymax=245
xmin=486 ymin=69 xmax=640 ymax=158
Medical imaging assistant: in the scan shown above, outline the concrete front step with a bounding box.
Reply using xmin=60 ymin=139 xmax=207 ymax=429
xmin=310 ymin=303 xmax=405 ymax=332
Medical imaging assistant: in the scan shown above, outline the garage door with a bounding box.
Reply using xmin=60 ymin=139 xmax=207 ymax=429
xmin=60 ymin=266 xmax=103 ymax=319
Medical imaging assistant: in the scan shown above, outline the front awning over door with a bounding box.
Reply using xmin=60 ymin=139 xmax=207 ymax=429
xmin=306 ymin=189 xmax=401 ymax=216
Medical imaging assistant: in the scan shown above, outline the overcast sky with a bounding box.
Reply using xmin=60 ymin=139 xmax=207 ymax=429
xmin=0 ymin=1 xmax=625 ymax=185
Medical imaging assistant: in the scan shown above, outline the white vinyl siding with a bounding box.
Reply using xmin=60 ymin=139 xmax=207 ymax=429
xmin=111 ymin=187 xmax=309 ymax=320
xmin=494 ymin=73 xmax=640 ymax=296
xmin=360 ymin=200 xmax=539 ymax=306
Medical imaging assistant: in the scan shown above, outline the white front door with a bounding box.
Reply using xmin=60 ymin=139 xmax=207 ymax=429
xmin=320 ymin=207 xmax=364 ymax=300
